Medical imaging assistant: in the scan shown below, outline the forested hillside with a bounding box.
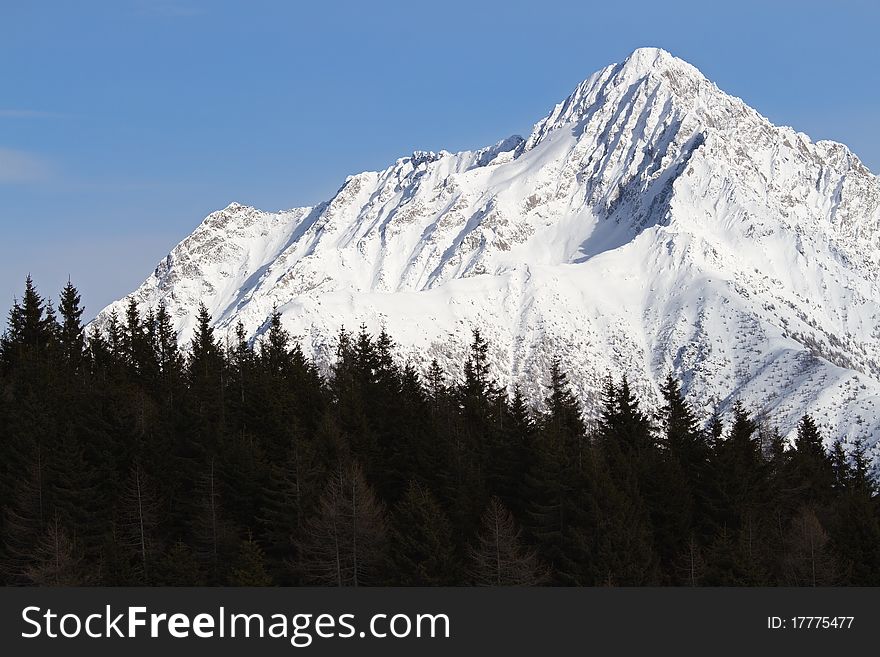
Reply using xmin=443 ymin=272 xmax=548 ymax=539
xmin=2 ymin=277 xmax=879 ymax=586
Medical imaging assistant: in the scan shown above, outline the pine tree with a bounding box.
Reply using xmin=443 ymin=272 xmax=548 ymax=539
xmin=297 ymin=461 xmax=387 ymax=586
xmin=47 ymin=430 xmax=103 ymax=551
xmin=122 ymin=298 xmax=156 ymax=377
xmin=57 ymin=279 xmax=85 ymax=372
xmin=23 ymin=511 xmax=89 ymax=585
xmin=373 ymin=360 xmax=427 ymax=503
xmin=848 ymin=438 xmax=875 ymax=496
xmin=542 ymin=358 xmax=586 ymax=464
xmin=193 ymin=457 xmax=237 ymax=584
xmin=186 ymin=303 xmax=226 ymax=462
xmin=425 ymin=358 xmax=446 ymax=405
xmin=462 ymin=329 xmax=492 ymax=397
xmin=826 ymin=438 xmax=880 ymax=584
xmin=703 ymin=527 xmax=749 ymax=585
xmin=591 ymin=459 xmax=659 ymax=585
xmin=119 ymin=462 xmax=161 ymax=584
xmin=470 ymin=497 xmax=545 ymax=586
xmin=353 ymin=323 xmax=378 ymax=384
xmin=389 ymin=481 xmax=459 ymax=585
xmin=154 ymin=540 xmax=203 ymax=586
xmin=105 ymin=310 xmax=124 ymax=364
xmin=706 ymin=407 xmax=724 ymax=445
xmin=85 ymin=323 xmax=112 ymax=373
xmin=707 ymin=401 xmax=764 ymax=531
xmin=829 ymin=439 xmax=849 ymax=491
xmin=788 ymin=415 xmax=834 ymax=504
xmin=654 ymin=375 xmax=710 ymax=565
xmin=593 ymin=374 xmax=659 ymax=583
xmin=451 ymin=329 xmax=502 ymax=535
xmin=257 ymin=429 xmax=323 ymax=583
xmin=658 ymin=375 xmax=707 ymax=467
xmin=18 ymin=275 xmax=55 ymax=352
xmin=229 ymin=321 xmax=255 ymax=405
xmin=259 ymin=309 xmax=291 ymax=377
xmin=674 ymin=535 xmax=706 ymax=586
xmin=230 ymin=537 xmax=273 ymax=586
xmin=782 ymin=507 xmax=837 ymax=586
xmin=597 ymin=375 xmax=654 ymax=480
xmin=458 ymin=328 xmax=501 ymax=454
xmin=154 ymin=303 xmax=183 ymax=388
xmin=189 ymin=303 xmax=224 ymax=386
xmin=614 ymin=376 xmax=654 ymax=454
xmin=2 ymin=276 xmax=58 ymax=365
xmin=0 ymin=448 xmax=47 ymax=582
xmin=374 ymin=328 xmax=396 ymax=384
xmin=493 ymin=385 xmax=535 ymax=516
xmin=524 ymin=421 xmax=596 ymax=582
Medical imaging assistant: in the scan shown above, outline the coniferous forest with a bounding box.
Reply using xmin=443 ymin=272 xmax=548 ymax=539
xmin=2 ymin=276 xmax=879 ymax=587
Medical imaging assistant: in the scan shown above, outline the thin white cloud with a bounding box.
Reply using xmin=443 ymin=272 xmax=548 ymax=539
xmin=0 ymin=148 xmax=54 ymax=184
xmin=0 ymin=109 xmax=67 ymax=119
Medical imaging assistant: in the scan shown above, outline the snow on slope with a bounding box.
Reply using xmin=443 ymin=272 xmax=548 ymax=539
xmin=94 ymin=47 xmax=880 ymax=451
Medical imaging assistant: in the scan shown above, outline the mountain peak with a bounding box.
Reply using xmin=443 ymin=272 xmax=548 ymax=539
xmin=616 ymin=47 xmax=709 ymax=86
xmin=621 ymin=46 xmax=673 ymax=68
xmin=94 ymin=50 xmax=880 ymax=450
xmin=523 ymin=47 xmax=713 ymax=150
xmin=621 ymin=47 xmax=681 ymax=70
xmin=616 ymin=47 xmax=709 ymax=87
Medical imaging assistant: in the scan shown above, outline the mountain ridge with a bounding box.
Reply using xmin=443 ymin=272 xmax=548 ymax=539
xmin=93 ymin=47 xmax=880 ymax=451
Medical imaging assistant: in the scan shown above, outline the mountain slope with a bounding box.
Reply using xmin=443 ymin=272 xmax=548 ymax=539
xmin=95 ymin=47 xmax=880 ymax=449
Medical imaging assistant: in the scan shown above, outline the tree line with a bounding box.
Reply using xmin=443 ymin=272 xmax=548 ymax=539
xmin=1 ymin=276 xmax=879 ymax=586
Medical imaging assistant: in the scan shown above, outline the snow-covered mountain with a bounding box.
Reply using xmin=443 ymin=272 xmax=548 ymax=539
xmin=95 ymin=47 xmax=880 ymax=450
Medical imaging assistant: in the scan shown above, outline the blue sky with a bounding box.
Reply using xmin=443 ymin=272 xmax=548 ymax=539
xmin=1 ymin=0 xmax=878 ymax=321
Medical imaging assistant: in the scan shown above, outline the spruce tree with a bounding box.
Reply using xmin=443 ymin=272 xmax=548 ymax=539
xmin=119 ymin=462 xmax=161 ymax=584
xmin=493 ymin=385 xmax=535 ymax=517
xmin=297 ymin=461 xmax=388 ymax=586
xmin=189 ymin=303 xmax=224 ymax=385
xmin=154 ymin=304 xmax=183 ymax=388
xmin=543 ymin=358 xmax=586 ymax=464
xmin=389 ymin=481 xmax=459 ymax=585
xmin=19 ymin=275 xmax=57 ymax=352
xmin=230 ymin=537 xmax=273 ymax=586
xmin=0 ymin=448 xmax=47 ymax=582
xmin=651 ymin=376 xmax=707 ymax=577
xmin=24 ymin=511 xmax=89 ymax=585
xmin=782 ymin=507 xmax=838 ymax=586
xmin=259 ymin=309 xmax=291 ymax=377
xmin=788 ymin=415 xmax=834 ymax=504
xmin=185 ymin=303 xmax=226 ymax=468
xmin=155 ymin=540 xmax=203 ymax=586
xmin=827 ymin=440 xmax=880 ymax=584
xmin=2 ymin=276 xmax=58 ymax=366
xmin=707 ymin=401 xmax=764 ymax=531
xmin=470 ymin=497 xmax=545 ymax=586
xmin=57 ymin=280 xmax=85 ymax=372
